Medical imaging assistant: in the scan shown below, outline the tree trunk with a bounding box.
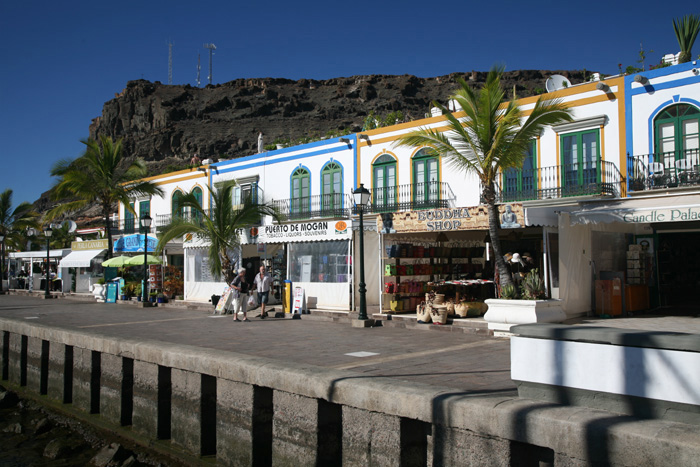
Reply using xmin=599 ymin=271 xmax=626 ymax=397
xmin=103 ymin=205 xmax=113 ymax=259
xmin=483 ymin=183 xmax=513 ymax=292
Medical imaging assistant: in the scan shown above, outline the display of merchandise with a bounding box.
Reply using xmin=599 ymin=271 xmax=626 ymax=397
xmin=381 ymin=241 xmax=493 ymax=313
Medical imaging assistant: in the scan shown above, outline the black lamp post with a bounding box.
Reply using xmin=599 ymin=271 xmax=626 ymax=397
xmin=0 ymin=233 xmax=5 ymax=294
xmin=141 ymin=215 xmax=152 ymax=303
xmin=353 ymin=184 xmax=371 ymax=320
xmin=43 ymin=226 xmax=52 ymax=299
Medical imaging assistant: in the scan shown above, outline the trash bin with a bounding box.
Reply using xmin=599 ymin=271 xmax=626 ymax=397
xmin=283 ymin=280 xmax=292 ymax=313
xmin=105 ymin=282 xmax=118 ymax=304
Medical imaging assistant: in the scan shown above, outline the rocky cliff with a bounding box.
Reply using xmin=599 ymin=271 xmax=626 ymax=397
xmin=88 ymin=69 xmax=589 ymax=169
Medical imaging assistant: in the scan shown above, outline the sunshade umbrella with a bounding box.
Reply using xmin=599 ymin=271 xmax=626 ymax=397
xmin=125 ymin=255 xmax=162 ymax=266
xmin=102 ymin=255 xmax=132 ymax=267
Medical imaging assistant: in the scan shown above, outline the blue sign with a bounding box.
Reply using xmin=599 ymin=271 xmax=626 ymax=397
xmin=113 ymin=234 xmax=158 ymax=253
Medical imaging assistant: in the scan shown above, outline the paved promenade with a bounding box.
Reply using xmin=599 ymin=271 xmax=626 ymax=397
xmin=2 ymin=295 xmax=698 ymax=398
xmin=0 ymin=295 xmax=515 ymax=398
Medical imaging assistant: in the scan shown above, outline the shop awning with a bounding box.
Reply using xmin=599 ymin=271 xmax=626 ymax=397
xmin=58 ymin=249 xmax=105 ymax=268
xmin=570 ymin=195 xmax=700 ymax=225
xmin=525 ymin=205 xmax=577 ymax=227
xmin=9 ymin=249 xmax=70 ymax=259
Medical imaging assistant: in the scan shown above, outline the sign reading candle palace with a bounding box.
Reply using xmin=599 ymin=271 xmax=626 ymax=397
xmin=378 ymin=204 xmax=523 ymax=234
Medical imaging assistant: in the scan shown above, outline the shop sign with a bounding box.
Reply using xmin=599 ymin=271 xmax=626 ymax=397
xmin=71 ymin=239 xmax=108 ymax=251
xmin=258 ymin=220 xmax=352 ymax=243
xmin=113 ymin=234 xmax=157 ymax=253
xmin=621 ymin=207 xmax=700 ymax=223
xmin=378 ymin=204 xmax=523 ymax=234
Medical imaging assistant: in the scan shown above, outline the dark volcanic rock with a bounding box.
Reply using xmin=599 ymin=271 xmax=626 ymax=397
xmin=88 ymin=70 xmax=590 ymax=165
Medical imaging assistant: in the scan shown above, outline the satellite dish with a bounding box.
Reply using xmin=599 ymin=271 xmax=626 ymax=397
xmin=61 ymin=220 xmax=78 ymax=233
xmin=545 ymin=74 xmax=570 ymax=92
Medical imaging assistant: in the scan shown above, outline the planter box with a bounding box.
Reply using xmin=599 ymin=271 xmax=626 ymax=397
xmin=484 ymin=298 xmax=565 ymax=333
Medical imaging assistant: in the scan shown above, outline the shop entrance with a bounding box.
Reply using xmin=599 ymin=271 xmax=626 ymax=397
xmin=657 ymin=231 xmax=700 ymax=309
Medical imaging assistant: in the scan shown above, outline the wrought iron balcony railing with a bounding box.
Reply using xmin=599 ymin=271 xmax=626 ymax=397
xmin=627 ymin=148 xmax=700 ymax=192
xmin=487 ymin=161 xmax=625 ymax=203
xmin=357 ymin=181 xmax=456 ymax=214
xmin=272 ymin=194 xmax=353 ymax=221
xmin=106 ymin=219 xmax=154 ymax=235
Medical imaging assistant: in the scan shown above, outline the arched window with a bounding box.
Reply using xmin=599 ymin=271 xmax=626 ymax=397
xmin=191 ymin=186 xmax=203 ymax=223
xmin=654 ymin=104 xmax=699 ymax=166
xmin=172 ymin=190 xmax=185 ymax=219
xmin=291 ymin=167 xmax=310 ymax=214
xmin=321 ymin=162 xmax=343 ymax=213
xmin=372 ymin=154 xmax=397 ymax=210
xmin=412 ymin=148 xmax=439 ymax=207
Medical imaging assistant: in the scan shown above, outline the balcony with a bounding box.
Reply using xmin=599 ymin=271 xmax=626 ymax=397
xmin=107 ymin=219 xmax=154 ymax=235
xmin=360 ymin=181 xmax=456 ymax=214
xmin=489 ymin=161 xmax=625 ymax=203
xmin=627 ymin=149 xmax=700 ymax=192
xmin=272 ymin=194 xmax=354 ymax=221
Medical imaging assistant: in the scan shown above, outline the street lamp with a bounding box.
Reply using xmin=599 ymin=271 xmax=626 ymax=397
xmin=141 ymin=215 xmax=152 ymax=303
xmin=353 ymin=184 xmax=371 ymax=321
xmin=43 ymin=226 xmax=52 ymax=299
xmin=0 ymin=233 xmax=5 ymax=294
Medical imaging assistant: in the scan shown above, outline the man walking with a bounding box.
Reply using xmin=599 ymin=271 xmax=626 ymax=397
xmin=254 ymin=265 xmax=272 ymax=318
xmin=231 ymin=268 xmax=250 ymax=322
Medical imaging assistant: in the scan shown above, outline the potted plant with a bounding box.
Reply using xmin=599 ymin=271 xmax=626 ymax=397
xmin=149 ymin=291 xmax=158 ymax=303
xmin=484 ymin=269 xmax=566 ymax=333
xmin=135 ymin=283 xmax=142 ymax=301
xmin=156 ymin=292 xmax=167 ymax=304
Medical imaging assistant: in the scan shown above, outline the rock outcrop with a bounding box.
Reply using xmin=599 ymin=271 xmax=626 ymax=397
xmin=89 ymin=70 xmax=589 ymax=165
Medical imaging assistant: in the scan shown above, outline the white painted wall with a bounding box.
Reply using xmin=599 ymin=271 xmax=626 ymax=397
xmin=512 ymin=335 xmax=700 ymax=406
xmin=628 ymin=65 xmax=700 ymax=156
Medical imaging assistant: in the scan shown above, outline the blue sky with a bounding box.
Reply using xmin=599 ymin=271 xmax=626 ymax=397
xmin=0 ymin=0 xmax=694 ymax=208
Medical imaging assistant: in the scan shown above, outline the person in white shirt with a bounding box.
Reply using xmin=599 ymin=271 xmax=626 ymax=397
xmin=254 ymin=265 xmax=272 ymax=318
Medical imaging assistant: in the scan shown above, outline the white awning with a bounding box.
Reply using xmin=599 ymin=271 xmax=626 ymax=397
xmin=570 ymin=194 xmax=700 ymax=225
xmin=58 ymin=249 xmax=105 ymax=268
xmin=9 ymin=249 xmax=70 ymax=259
xmin=524 ymin=205 xmax=578 ymax=227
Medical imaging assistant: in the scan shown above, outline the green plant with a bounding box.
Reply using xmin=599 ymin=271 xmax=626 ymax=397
xmin=501 ymin=284 xmax=518 ymax=300
xmin=46 ymin=135 xmax=164 ymax=260
xmin=520 ymin=268 xmax=547 ymax=300
xmin=626 ymin=65 xmax=643 ymax=75
xmin=97 ymin=278 xmax=106 ymax=285
xmin=673 ymin=14 xmax=700 ymax=63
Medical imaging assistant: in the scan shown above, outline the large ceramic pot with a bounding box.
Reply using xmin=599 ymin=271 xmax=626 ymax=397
xmin=91 ymin=283 xmax=106 ymax=302
xmin=484 ymin=298 xmax=566 ymax=333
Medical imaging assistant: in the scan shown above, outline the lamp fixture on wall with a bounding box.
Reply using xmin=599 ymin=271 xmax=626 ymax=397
xmin=595 ymin=82 xmax=610 ymax=93
xmin=359 ymin=134 xmax=370 ymax=141
xmin=339 ymin=137 xmax=350 ymax=144
xmin=634 ymin=75 xmax=649 ymax=85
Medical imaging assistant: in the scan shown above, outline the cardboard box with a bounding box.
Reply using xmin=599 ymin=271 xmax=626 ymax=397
xmin=626 ymin=251 xmax=641 ymax=260
xmin=627 ymin=269 xmax=640 ymax=278
xmin=628 ymin=244 xmax=642 ymax=252
xmin=627 ymin=260 xmax=642 ymax=269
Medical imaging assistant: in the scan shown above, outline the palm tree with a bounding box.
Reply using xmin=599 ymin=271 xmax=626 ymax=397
xmin=673 ymin=14 xmax=700 ymax=63
xmin=394 ymin=66 xmax=572 ymax=290
xmin=157 ymin=180 xmax=279 ymax=285
xmin=47 ymin=136 xmax=163 ymax=258
xmin=0 ymin=189 xmax=39 ymax=252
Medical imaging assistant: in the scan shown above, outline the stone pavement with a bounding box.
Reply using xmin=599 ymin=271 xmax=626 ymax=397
xmin=0 ymin=295 xmax=515 ymax=398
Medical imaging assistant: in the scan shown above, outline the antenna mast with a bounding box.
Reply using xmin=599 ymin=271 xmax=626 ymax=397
xmin=197 ymin=54 xmax=201 ymax=87
xmin=168 ymin=41 xmax=173 ymax=84
xmin=204 ymin=43 xmax=216 ymax=85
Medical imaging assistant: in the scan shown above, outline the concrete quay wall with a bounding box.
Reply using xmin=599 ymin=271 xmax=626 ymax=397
xmin=1 ymin=318 xmax=699 ymax=467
